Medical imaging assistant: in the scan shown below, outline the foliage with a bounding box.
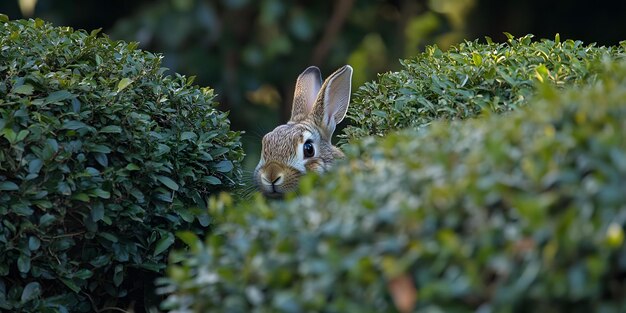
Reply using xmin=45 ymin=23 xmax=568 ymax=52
xmin=0 ymin=17 xmax=243 ymax=312
xmin=108 ymin=0 xmax=476 ymax=170
xmin=159 ymin=59 xmax=626 ymax=312
xmin=110 ymin=0 xmax=474 ymax=101
xmin=342 ymin=34 xmax=626 ymax=141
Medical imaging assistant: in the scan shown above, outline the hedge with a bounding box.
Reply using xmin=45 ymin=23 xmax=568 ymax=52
xmin=341 ymin=34 xmax=625 ymax=141
xmin=0 ymin=17 xmax=243 ymax=312
xmin=159 ymin=58 xmax=626 ymax=312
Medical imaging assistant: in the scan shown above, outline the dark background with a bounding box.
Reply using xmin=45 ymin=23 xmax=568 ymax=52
xmin=2 ymin=0 xmax=625 ymax=170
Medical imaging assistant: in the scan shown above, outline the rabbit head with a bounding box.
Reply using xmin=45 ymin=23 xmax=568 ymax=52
xmin=254 ymin=65 xmax=353 ymax=198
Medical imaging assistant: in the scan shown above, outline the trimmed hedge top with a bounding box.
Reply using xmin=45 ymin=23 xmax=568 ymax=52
xmin=0 ymin=17 xmax=243 ymax=312
xmin=342 ymin=34 xmax=625 ymax=141
xmin=160 ymin=58 xmax=626 ymax=312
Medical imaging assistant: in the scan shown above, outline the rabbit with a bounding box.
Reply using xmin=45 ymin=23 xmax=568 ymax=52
xmin=254 ymin=65 xmax=353 ymax=198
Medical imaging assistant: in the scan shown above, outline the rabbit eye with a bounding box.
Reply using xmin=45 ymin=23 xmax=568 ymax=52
xmin=303 ymin=140 xmax=315 ymax=158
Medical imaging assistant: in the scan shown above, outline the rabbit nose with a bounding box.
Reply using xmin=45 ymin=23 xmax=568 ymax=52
xmin=261 ymin=163 xmax=284 ymax=187
xmin=261 ymin=173 xmax=284 ymax=186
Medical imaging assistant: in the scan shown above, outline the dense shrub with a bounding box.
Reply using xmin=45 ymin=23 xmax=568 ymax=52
xmin=342 ymin=34 xmax=625 ymax=141
xmin=0 ymin=17 xmax=243 ymax=312
xmin=160 ymin=59 xmax=626 ymax=312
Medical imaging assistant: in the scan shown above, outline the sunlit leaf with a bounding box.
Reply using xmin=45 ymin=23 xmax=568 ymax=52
xmin=13 ymin=84 xmax=34 ymax=95
xmin=117 ymin=78 xmax=133 ymax=92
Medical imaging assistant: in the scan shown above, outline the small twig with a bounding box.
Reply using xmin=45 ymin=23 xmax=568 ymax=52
xmin=49 ymin=247 xmax=61 ymax=265
xmin=51 ymin=231 xmax=85 ymax=239
xmin=83 ymin=292 xmax=133 ymax=313
xmin=83 ymin=292 xmax=98 ymax=312
xmin=311 ymin=0 xmax=356 ymax=65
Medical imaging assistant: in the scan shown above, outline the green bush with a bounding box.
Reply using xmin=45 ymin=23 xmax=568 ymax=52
xmin=342 ymin=34 xmax=625 ymax=141
xmin=159 ymin=59 xmax=626 ymax=312
xmin=0 ymin=17 xmax=243 ymax=312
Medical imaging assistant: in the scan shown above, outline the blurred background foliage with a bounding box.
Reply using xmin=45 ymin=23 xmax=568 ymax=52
xmin=1 ymin=0 xmax=625 ymax=170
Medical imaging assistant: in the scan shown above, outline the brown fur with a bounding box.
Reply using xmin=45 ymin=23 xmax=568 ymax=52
xmin=255 ymin=65 xmax=352 ymax=197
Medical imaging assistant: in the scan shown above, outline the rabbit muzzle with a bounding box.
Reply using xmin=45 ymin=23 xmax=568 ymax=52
xmin=255 ymin=161 xmax=302 ymax=198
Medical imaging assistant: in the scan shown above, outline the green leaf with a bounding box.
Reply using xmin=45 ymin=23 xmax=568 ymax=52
xmin=93 ymin=189 xmax=111 ymax=199
xmin=17 ymin=254 xmax=31 ymax=273
xmin=192 ymin=191 xmax=208 ymax=211
xmin=197 ymin=214 xmax=210 ymax=227
xmin=51 ymin=238 xmax=72 ymax=251
xmin=472 ymin=52 xmax=483 ymax=66
xmin=34 ymin=200 xmax=53 ymax=209
xmin=13 ymin=84 xmax=34 ymax=95
xmin=44 ymin=90 xmax=75 ymax=104
xmin=210 ymin=147 xmax=229 ymax=158
xmin=154 ymin=232 xmax=175 ymax=256
xmin=72 ymin=193 xmax=90 ymax=202
xmin=34 ymin=18 xmax=44 ymax=28
xmin=46 ymin=138 xmax=59 ymax=151
xmin=113 ymin=265 xmax=124 ymax=287
xmin=86 ymin=167 xmax=100 ymax=176
xmin=156 ymin=175 xmax=179 ymax=191
xmin=12 ymin=204 xmax=33 ymax=216
xmin=203 ymin=175 xmax=221 ymax=185
xmin=90 ymin=145 xmax=112 ymax=153
xmin=90 ymin=255 xmax=110 ymax=267
xmin=180 ymin=131 xmax=197 ymax=140
xmin=72 ymin=98 xmax=81 ymax=113
xmin=57 ymin=182 xmax=71 ymax=195
xmin=74 ymin=269 xmax=93 ymax=280
xmin=28 ymin=236 xmax=41 ymax=251
xmin=215 ymin=160 xmax=234 ymax=173
xmin=28 ymin=159 xmax=43 ymax=174
xmin=534 ymin=64 xmax=550 ymax=83
xmin=176 ymin=231 xmax=202 ymax=253
xmin=98 ymin=232 xmax=118 ymax=243
xmin=125 ymin=163 xmax=140 ymax=171
xmin=178 ymin=209 xmax=194 ymax=223
xmin=62 ymin=120 xmax=89 ymax=130
xmin=137 ymin=262 xmax=164 ymax=272
xmin=372 ymin=110 xmax=387 ymax=118
xmin=100 ymin=125 xmax=122 ymax=133
xmin=117 ymin=78 xmax=133 ymax=92
xmin=60 ymin=278 xmax=81 ymax=293
xmin=42 ymin=138 xmax=59 ymax=160
xmin=91 ymin=203 xmax=104 ymax=221
xmin=39 ymin=213 xmax=56 ymax=227
xmin=94 ymin=153 xmax=108 ymax=167
xmin=0 ymin=181 xmax=19 ymax=191
xmin=0 ymin=18 xmax=246 ymax=309
xmin=16 ymin=130 xmax=29 ymax=142
xmin=156 ymin=144 xmax=171 ymax=155
xmin=1 ymin=128 xmax=16 ymax=143
xmin=20 ymin=282 xmax=41 ymax=303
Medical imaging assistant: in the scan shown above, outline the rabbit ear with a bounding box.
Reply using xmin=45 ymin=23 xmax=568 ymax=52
xmin=290 ymin=66 xmax=322 ymax=122
xmin=311 ymin=65 xmax=352 ymax=139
